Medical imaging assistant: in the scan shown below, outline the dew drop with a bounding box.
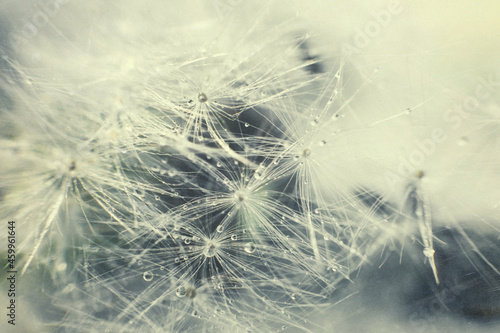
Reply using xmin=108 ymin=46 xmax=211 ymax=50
xmin=237 ymin=192 xmax=246 ymax=202
xmin=244 ymin=123 xmax=250 ymax=127
xmin=142 ymin=271 xmax=154 ymax=281
xmin=186 ymin=287 xmax=197 ymax=299
xmin=244 ymin=242 xmax=256 ymax=254
xmin=198 ymin=92 xmax=208 ymax=103
xmin=176 ymin=286 xmax=186 ymax=297
xmin=216 ymin=225 xmax=224 ymax=233
xmin=231 ymin=234 xmax=238 ymax=241
xmin=204 ymin=242 xmax=217 ymax=257
xmin=56 ymin=262 xmax=67 ymax=271
xmin=184 ymin=238 xmax=192 ymax=245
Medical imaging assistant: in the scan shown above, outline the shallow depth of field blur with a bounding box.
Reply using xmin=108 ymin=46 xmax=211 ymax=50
xmin=1 ymin=1 xmax=500 ymax=332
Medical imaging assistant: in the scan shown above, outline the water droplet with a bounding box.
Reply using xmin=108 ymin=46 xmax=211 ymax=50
xmin=244 ymin=123 xmax=250 ymax=127
xmin=244 ymin=242 xmax=256 ymax=253
xmin=231 ymin=234 xmax=238 ymax=241
xmin=216 ymin=225 xmax=224 ymax=233
xmin=237 ymin=192 xmax=246 ymax=202
xmin=198 ymin=92 xmax=208 ymax=103
xmin=56 ymin=262 xmax=67 ymax=271
xmin=176 ymin=286 xmax=186 ymax=297
xmin=184 ymin=238 xmax=191 ymax=245
xmin=186 ymin=287 xmax=197 ymax=299
xmin=143 ymin=271 xmax=154 ymax=281
xmin=302 ymin=148 xmax=311 ymax=157
xmin=204 ymin=242 xmax=217 ymax=257
xmin=290 ymin=293 xmax=296 ymax=300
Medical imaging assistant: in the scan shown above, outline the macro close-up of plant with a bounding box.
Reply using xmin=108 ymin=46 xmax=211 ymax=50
xmin=1 ymin=1 xmax=500 ymax=332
